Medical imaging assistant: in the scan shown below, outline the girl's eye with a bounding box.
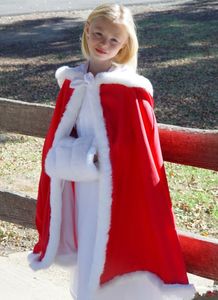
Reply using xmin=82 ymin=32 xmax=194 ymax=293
xmin=111 ymin=38 xmax=119 ymax=43
xmin=94 ymin=32 xmax=102 ymax=37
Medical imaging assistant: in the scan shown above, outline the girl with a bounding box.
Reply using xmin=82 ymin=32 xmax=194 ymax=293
xmin=28 ymin=4 xmax=195 ymax=300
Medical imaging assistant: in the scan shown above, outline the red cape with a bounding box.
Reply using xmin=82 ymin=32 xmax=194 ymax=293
xmin=30 ymin=66 xmax=193 ymax=299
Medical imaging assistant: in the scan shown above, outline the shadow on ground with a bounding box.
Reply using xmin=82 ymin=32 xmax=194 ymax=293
xmin=0 ymin=15 xmax=84 ymax=102
xmin=0 ymin=0 xmax=217 ymax=129
xmin=136 ymin=0 xmax=218 ymax=128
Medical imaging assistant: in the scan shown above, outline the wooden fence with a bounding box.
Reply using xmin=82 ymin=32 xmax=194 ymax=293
xmin=0 ymin=97 xmax=218 ymax=281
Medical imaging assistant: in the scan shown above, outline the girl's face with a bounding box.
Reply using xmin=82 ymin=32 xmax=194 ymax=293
xmin=85 ymin=16 xmax=128 ymax=65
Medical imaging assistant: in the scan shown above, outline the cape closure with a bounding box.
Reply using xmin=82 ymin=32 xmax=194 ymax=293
xmin=55 ymin=64 xmax=153 ymax=97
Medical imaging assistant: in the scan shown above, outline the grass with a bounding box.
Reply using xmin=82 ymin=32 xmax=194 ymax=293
xmin=0 ymin=133 xmax=43 ymax=196
xmin=165 ymin=162 xmax=218 ymax=237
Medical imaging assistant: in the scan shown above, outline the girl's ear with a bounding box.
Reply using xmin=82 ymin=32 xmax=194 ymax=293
xmin=85 ymin=22 xmax=90 ymax=37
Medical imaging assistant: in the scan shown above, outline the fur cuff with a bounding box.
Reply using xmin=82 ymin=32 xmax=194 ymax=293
xmin=45 ymin=136 xmax=99 ymax=182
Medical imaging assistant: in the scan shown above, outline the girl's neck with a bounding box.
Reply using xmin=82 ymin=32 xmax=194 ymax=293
xmin=87 ymin=60 xmax=113 ymax=76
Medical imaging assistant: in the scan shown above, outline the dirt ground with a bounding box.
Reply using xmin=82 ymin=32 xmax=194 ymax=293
xmin=0 ymin=0 xmax=217 ymax=128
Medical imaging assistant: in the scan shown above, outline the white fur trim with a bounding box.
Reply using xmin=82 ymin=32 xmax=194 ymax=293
xmin=45 ymin=136 xmax=75 ymax=179
xmin=27 ymin=252 xmax=41 ymax=270
xmin=45 ymin=136 xmax=99 ymax=181
xmin=94 ymin=271 xmax=195 ymax=300
xmin=55 ymin=65 xmax=70 ymax=88
xmin=55 ymin=64 xmax=153 ymax=96
xmin=55 ymin=66 xmax=79 ymax=88
xmin=29 ymin=84 xmax=86 ymax=270
xmin=95 ymin=69 xmax=153 ymax=97
xmin=29 ymin=177 xmax=64 ymax=270
xmin=85 ymin=83 xmax=114 ymax=298
xmin=52 ymin=86 xmax=84 ymax=144
xmin=28 ymin=251 xmax=77 ymax=270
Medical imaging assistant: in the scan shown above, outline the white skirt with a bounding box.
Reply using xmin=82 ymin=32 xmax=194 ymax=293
xmin=70 ymin=180 xmax=99 ymax=300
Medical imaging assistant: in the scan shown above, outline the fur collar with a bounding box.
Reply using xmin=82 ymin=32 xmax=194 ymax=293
xmin=55 ymin=63 xmax=153 ymax=96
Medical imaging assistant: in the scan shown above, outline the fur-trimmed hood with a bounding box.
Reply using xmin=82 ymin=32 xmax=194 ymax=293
xmin=55 ymin=63 xmax=153 ymax=97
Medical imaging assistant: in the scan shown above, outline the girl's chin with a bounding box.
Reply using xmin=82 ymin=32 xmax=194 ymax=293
xmin=90 ymin=55 xmax=112 ymax=64
xmin=94 ymin=53 xmax=109 ymax=60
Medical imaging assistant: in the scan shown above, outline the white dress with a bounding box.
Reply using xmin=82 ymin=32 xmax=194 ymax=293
xmin=70 ymin=67 xmax=107 ymax=300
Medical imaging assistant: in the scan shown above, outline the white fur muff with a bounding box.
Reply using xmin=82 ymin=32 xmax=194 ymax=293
xmin=45 ymin=136 xmax=99 ymax=181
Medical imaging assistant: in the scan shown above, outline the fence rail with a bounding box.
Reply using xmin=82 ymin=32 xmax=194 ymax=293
xmin=0 ymin=190 xmax=35 ymax=228
xmin=0 ymin=97 xmax=218 ymax=281
xmin=1 ymin=97 xmax=217 ymax=170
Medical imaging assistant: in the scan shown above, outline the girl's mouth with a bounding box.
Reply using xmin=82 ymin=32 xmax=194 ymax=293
xmin=96 ymin=48 xmax=107 ymax=54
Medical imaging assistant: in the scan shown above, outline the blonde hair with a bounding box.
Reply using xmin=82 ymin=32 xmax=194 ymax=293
xmin=81 ymin=4 xmax=138 ymax=71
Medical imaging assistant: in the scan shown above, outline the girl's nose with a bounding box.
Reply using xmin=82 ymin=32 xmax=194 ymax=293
xmin=100 ymin=37 xmax=108 ymax=47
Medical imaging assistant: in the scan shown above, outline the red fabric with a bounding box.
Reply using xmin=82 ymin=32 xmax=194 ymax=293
xmin=34 ymin=80 xmax=188 ymax=285
xmin=33 ymin=79 xmax=73 ymax=258
xmin=99 ymin=84 xmax=188 ymax=285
